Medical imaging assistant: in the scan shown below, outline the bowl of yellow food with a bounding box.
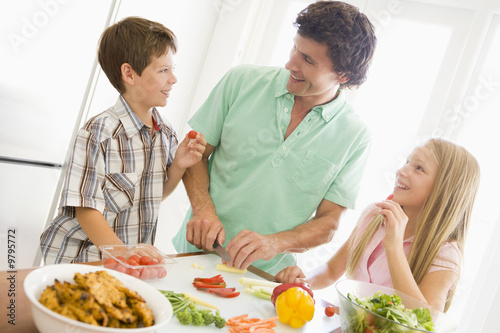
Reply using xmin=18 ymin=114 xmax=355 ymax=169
xmin=335 ymin=280 xmax=457 ymax=333
xmin=24 ymin=264 xmax=172 ymax=333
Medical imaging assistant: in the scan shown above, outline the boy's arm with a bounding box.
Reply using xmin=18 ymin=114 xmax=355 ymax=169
xmin=75 ymin=207 xmax=124 ymax=247
xmin=162 ymin=133 xmax=207 ymax=200
xmin=162 ymin=158 xmax=185 ymax=199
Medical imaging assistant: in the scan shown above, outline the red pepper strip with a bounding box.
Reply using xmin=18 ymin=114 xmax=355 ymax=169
xmin=193 ymin=281 xmax=227 ymax=289
xmin=209 ymin=289 xmax=240 ymax=298
xmin=197 ymin=287 xmax=236 ymax=293
xmin=193 ymin=274 xmax=226 ymax=284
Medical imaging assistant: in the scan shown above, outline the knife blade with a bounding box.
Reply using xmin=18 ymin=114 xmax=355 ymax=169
xmin=213 ymin=240 xmax=231 ymax=261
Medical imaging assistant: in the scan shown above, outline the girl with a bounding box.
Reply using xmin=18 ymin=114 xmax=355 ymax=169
xmin=275 ymin=138 xmax=480 ymax=312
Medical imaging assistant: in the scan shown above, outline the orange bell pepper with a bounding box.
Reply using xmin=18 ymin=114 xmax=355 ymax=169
xmin=275 ymin=287 xmax=315 ymax=328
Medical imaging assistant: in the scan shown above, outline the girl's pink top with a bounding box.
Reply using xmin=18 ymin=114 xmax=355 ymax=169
xmin=351 ymin=204 xmax=461 ymax=288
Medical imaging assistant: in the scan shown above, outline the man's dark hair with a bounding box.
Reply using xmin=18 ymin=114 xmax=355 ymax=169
xmin=295 ymin=1 xmax=377 ymax=89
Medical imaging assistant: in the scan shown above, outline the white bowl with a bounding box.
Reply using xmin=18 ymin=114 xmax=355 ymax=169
xmin=24 ymin=264 xmax=172 ymax=333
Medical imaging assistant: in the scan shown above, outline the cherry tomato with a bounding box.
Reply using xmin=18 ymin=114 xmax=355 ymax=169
xmin=325 ymin=306 xmax=336 ymax=317
xmin=148 ymin=267 xmax=158 ymax=279
xmin=139 ymin=255 xmax=151 ymax=265
xmin=147 ymin=259 xmax=159 ymax=266
xmin=114 ymin=265 xmax=127 ymax=274
xmin=103 ymin=258 xmax=117 ymax=269
xmin=115 ymin=256 xmax=126 ymax=263
xmin=188 ymin=130 xmax=197 ymax=139
xmin=140 ymin=267 xmax=151 ymax=280
xmin=157 ymin=267 xmax=167 ymax=278
xmin=126 ymin=258 xmax=139 ymax=266
xmin=128 ymin=254 xmax=140 ymax=262
xmin=127 ymin=268 xmax=141 ymax=279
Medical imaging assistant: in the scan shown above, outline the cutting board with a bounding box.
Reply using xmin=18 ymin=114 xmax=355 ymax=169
xmin=147 ymin=253 xmax=342 ymax=332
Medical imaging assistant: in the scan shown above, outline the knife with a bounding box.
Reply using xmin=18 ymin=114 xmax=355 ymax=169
xmin=213 ymin=240 xmax=231 ymax=261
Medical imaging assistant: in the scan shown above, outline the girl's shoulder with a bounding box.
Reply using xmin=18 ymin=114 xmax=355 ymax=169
xmin=355 ymin=203 xmax=380 ymax=227
xmin=429 ymin=241 xmax=461 ymax=274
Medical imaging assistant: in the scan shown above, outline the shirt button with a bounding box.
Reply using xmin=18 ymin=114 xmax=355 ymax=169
xmin=282 ymin=146 xmax=287 ymax=150
xmin=325 ymin=114 xmax=331 ymax=120
xmin=286 ymin=94 xmax=291 ymax=99
xmin=284 ymin=108 xmax=289 ymax=113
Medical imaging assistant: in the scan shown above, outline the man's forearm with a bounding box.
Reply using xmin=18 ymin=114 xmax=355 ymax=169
xmin=275 ymin=215 xmax=338 ymax=253
xmin=182 ymin=155 xmax=216 ymax=216
xmin=274 ymin=200 xmax=345 ymax=254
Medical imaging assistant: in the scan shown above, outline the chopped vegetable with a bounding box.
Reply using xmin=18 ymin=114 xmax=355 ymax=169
xmin=191 ymin=263 xmax=198 ymax=268
xmin=193 ymin=281 xmax=227 ymax=289
xmin=239 ymin=277 xmax=280 ymax=289
xmin=226 ymin=314 xmax=279 ymax=332
xmin=216 ymin=263 xmax=247 ymax=274
xmin=194 ymin=274 xmax=225 ymax=284
xmin=192 ymin=274 xmax=240 ymax=298
xmin=244 ymin=288 xmax=272 ymax=300
xmin=250 ymin=285 xmax=274 ymax=295
xmin=159 ymin=290 xmax=226 ymax=328
xmin=188 ymin=130 xmax=198 ymax=139
xmin=210 ymin=289 xmax=240 ymax=298
xmin=348 ymin=291 xmax=435 ymax=332
xmin=271 ymin=282 xmax=314 ymax=307
xmin=183 ymin=291 xmax=219 ymax=310
xmin=275 ymin=287 xmax=315 ymax=328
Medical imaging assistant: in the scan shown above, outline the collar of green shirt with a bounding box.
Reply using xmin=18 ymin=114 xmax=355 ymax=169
xmin=274 ymin=69 xmax=347 ymax=123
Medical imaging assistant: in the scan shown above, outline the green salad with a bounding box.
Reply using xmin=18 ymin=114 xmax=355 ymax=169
xmin=346 ymin=291 xmax=435 ymax=332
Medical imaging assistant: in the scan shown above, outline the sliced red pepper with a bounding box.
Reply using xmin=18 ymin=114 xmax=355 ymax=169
xmin=197 ymin=287 xmax=236 ymax=293
xmin=193 ymin=281 xmax=227 ymax=289
xmin=209 ymin=289 xmax=240 ymax=298
xmin=193 ymin=274 xmax=226 ymax=284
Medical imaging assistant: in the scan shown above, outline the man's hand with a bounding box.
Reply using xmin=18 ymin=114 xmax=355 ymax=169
xmin=186 ymin=213 xmax=225 ymax=251
xmin=224 ymin=230 xmax=279 ymax=270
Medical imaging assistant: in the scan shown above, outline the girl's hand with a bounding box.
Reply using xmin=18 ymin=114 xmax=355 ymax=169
xmin=376 ymin=198 xmax=408 ymax=249
xmin=275 ymin=265 xmax=308 ymax=284
xmin=175 ymin=131 xmax=207 ymax=169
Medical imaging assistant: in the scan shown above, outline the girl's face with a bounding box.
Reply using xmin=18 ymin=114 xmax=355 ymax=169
xmin=393 ymin=145 xmax=439 ymax=210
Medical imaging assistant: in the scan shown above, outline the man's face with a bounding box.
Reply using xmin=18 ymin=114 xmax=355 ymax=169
xmin=285 ymin=34 xmax=347 ymax=105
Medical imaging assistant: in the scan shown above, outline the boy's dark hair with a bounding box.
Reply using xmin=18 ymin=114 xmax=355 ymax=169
xmin=294 ymin=1 xmax=377 ymax=89
xmin=98 ymin=16 xmax=177 ymax=94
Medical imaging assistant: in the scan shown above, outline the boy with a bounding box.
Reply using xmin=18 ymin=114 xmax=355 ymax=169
xmin=40 ymin=17 xmax=205 ymax=264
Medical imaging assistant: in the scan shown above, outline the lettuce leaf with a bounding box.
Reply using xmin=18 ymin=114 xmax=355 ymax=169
xmin=346 ymin=291 xmax=435 ymax=332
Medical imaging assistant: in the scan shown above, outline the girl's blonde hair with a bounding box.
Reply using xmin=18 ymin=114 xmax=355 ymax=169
xmin=346 ymin=138 xmax=480 ymax=312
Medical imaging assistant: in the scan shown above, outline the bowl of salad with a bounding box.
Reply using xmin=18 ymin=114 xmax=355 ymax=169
xmin=335 ymin=280 xmax=457 ymax=332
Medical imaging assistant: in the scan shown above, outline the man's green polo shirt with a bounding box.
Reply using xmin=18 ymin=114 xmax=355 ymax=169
xmin=173 ymin=64 xmax=371 ymax=274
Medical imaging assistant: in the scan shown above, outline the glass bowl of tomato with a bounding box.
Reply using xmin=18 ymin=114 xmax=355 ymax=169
xmin=99 ymin=244 xmax=176 ymax=281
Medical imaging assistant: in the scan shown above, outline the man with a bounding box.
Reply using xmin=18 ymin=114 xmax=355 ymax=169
xmin=173 ymin=1 xmax=377 ymax=274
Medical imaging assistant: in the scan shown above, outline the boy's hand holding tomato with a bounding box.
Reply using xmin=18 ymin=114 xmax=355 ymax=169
xmin=175 ymin=130 xmax=206 ymax=169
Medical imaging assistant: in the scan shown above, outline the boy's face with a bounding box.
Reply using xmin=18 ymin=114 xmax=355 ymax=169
xmin=285 ymin=34 xmax=347 ymax=105
xmin=132 ymin=47 xmax=177 ymax=109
